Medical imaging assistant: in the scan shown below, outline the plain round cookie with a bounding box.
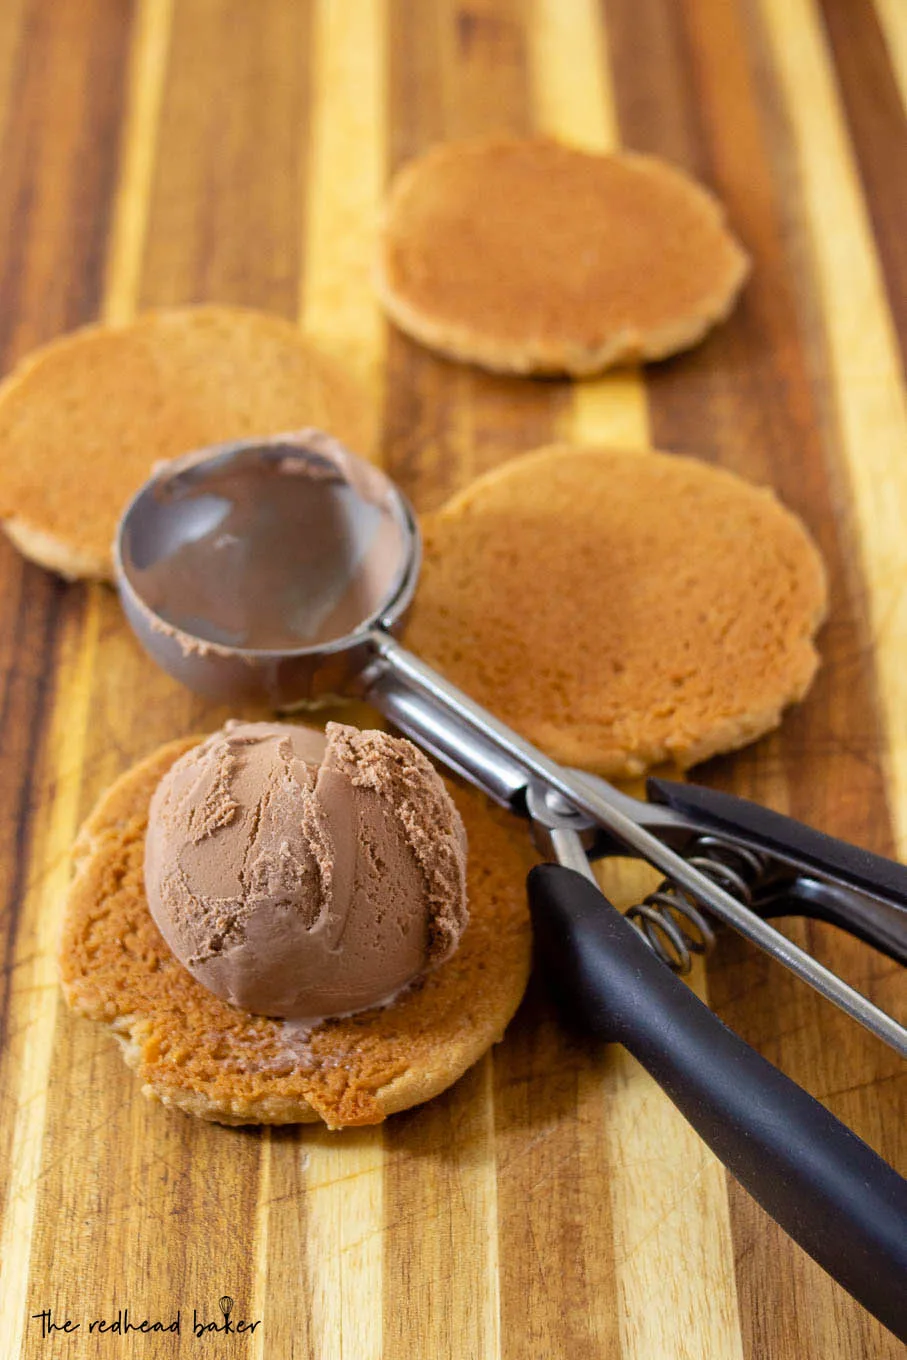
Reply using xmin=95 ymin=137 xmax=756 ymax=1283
xmin=405 ymin=446 xmax=828 ymax=778
xmin=0 ymin=306 xmax=374 ymax=582
xmin=59 ymin=737 xmax=536 ymax=1128
xmin=376 ymin=137 xmax=749 ymax=376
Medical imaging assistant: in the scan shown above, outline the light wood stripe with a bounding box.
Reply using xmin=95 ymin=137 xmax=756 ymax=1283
xmin=529 ymin=0 xmax=618 ymax=147
xmin=817 ymin=0 xmax=907 ymax=380
xmin=250 ymin=1129 xmax=271 ymax=1360
xmin=873 ymin=0 xmax=907 ymax=112
xmin=593 ymin=863 xmax=745 ymax=1360
xmin=762 ymin=0 xmax=907 ymax=858
xmin=478 ymin=1058 xmax=502 ymax=1359
xmin=102 ymin=0 xmax=173 ymax=325
xmin=0 ymin=592 xmax=100 ymax=1358
xmin=300 ymin=0 xmax=387 ymax=406
xmin=304 ymin=1130 xmax=385 ymax=1360
xmin=603 ymin=1048 xmax=745 ymax=1360
xmin=293 ymin=4 xmax=388 ymax=1356
xmin=566 ymin=369 xmax=652 ymax=449
xmin=528 ymin=0 xmax=649 ymax=449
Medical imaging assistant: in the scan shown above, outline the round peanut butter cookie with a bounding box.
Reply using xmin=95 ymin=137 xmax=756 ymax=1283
xmin=59 ymin=737 xmax=536 ymax=1128
xmin=377 ymin=137 xmax=749 ymax=376
xmin=0 ymin=306 xmax=373 ymax=582
xmin=406 ymin=446 xmax=828 ymax=778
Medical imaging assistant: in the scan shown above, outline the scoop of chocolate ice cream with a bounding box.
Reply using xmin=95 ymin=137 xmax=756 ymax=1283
xmin=143 ymin=719 xmax=468 ymax=1020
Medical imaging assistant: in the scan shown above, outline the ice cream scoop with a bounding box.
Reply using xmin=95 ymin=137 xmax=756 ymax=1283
xmin=144 ymin=719 xmax=468 ymax=1020
xmin=118 ymin=431 xmax=907 ymax=1336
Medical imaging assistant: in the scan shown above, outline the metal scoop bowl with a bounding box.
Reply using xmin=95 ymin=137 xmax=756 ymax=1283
xmin=115 ymin=429 xmax=421 ymax=707
xmin=114 ymin=430 xmax=907 ymax=1340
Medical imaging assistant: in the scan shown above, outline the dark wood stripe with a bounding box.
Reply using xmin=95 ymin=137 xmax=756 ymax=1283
xmin=382 ymin=0 xmax=571 ymax=514
xmin=0 ymin=559 xmax=66 ymax=1227
xmin=605 ymin=0 xmax=904 ymax=1353
xmin=383 ymin=5 xmax=616 ymax=1359
xmin=818 ymin=0 xmax=907 ymax=381
xmin=0 ymin=0 xmax=133 ymax=363
xmin=494 ymin=978 xmax=622 ymax=1360
xmin=0 ymin=0 xmax=133 ymax=1252
xmin=139 ymin=0 xmax=312 ymax=317
xmin=381 ymin=1062 xmax=499 ymax=1357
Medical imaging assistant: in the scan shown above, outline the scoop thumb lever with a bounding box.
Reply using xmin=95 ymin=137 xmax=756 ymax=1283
xmin=527 ymin=864 xmax=907 ymax=1343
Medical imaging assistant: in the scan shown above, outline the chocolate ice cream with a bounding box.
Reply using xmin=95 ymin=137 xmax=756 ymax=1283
xmin=144 ymin=720 xmax=468 ymax=1020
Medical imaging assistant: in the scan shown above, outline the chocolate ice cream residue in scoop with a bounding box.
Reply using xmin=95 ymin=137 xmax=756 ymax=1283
xmin=143 ymin=720 xmax=468 ymax=1021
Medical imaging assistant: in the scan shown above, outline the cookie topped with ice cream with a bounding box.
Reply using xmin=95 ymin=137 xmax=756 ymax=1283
xmin=59 ymin=723 xmax=534 ymax=1128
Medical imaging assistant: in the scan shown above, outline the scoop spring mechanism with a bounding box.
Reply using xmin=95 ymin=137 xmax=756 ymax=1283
xmin=627 ymin=836 xmax=766 ymax=973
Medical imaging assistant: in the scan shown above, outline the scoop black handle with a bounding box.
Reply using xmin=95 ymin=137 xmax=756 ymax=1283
xmin=528 ymin=864 xmax=907 ymax=1342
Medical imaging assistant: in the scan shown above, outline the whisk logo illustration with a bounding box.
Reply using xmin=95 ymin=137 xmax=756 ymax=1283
xmin=192 ymin=1292 xmax=262 ymax=1337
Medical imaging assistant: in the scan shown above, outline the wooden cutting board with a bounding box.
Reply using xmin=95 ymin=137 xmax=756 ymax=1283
xmin=0 ymin=0 xmax=905 ymax=1356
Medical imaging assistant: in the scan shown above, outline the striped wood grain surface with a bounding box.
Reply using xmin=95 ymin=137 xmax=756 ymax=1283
xmin=0 ymin=1 xmax=905 ymax=1356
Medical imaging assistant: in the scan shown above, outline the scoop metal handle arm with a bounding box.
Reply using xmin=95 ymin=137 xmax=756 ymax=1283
xmin=528 ymin=864 xmax=907 ymax=1343
xmin=367 ymin=630 xmax=907 ymax=1058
